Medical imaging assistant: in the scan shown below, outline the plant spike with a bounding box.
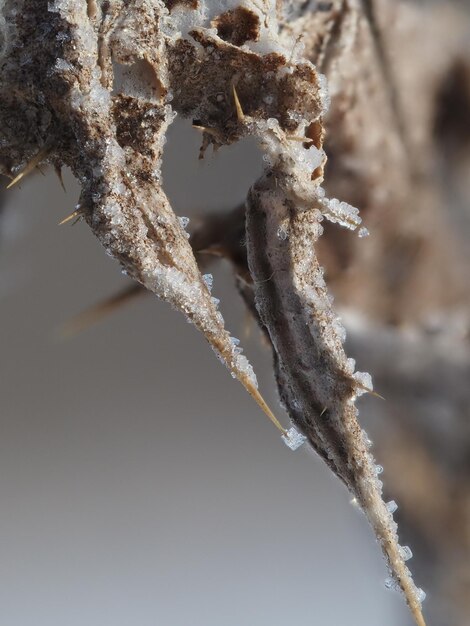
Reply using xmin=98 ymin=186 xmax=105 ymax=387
xmin=6 ymin=145 xmax=51 ymax=189
xmin=232 ymin=83 xmax=246 ymax=122
xmin=0 ymin=1 xmax=437 ymax=623
xmin=58 ymin=209 xmax=83 ymax=226
xmin=60 ymin=283 xmax=144 ymax=338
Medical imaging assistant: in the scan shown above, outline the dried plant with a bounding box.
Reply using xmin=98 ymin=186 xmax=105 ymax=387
xmin=1 ymin=1 xmax=469 ymax=625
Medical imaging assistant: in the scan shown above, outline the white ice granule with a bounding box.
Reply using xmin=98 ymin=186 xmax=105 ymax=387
xmin=320 ymin=196 xmax=362 ymax=231
xmin=258 ymin=117 xmax=324 ymax=185
xmin=55 ymin=58 xmax=73 ymax=72
xmin=399 ymin=546 xmax=413 ymax=561
xmin=178 ymin=216 xmax=190 ymax=229
xmin=317 ymin=73 xmax=331 ymax=115
xmin=332 ymin=316 xmax=347 ymax=343
xmin=234 ymin=353 xmax=258 ymax=388
xmin=353 ymin=370 xmax=373 ymax=395
xmin=230 ymin=336 xmax=243 ymax=354
xmin=386 ymin=500 xmax=398 ymax=514
xmin=202 ymin=273 xmax=213 ymax=291
xmin=416 ymin=588 xmax=426 ymax=603
xmin=282 ymin=426 xmax=307 ymax=451
xmin=277 ymin=224 xmax=289 ymax=240
xmin=384 ymin=577 xmax=400 ymax=591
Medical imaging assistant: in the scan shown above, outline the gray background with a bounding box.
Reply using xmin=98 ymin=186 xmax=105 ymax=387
xmin=0 ymin=119 xmax=410 ymax=625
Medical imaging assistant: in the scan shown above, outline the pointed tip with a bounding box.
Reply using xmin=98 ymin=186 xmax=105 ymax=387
xmin=411 ymin=605 xmax=426 ymax=626
xmin=6 ymin=173 xmax=23 ymax=189
xmin=6 ymin=145 xmax=51 ymax=190
xmin=358 ymin=465 xmax=426 ymax=626
xmin=232 ymin=83 xmax=245 ymax=122
xmin=196 ymin=246 xmax=226 ymax=258
xmin=367 ymin=387 xmax=385 ymax=400
xmin=355 ymin=381 xmax=385 ymax=400
xmin=192 ymin=124 xmax=222 ymax=140
xmin=287 ymin=135 xmax=315 ymax=144
xmin=55 ymin=165 xmax=66 ymax=192
xmin=59 ymin=284 xmax=144 ymax=337
xmin=241 ymin=377 xmax=287 ymax=435
xmin=242 ymin=310 xmax=253 ymax=341
xmin=58 ymin=209 xmax=82 ymax=225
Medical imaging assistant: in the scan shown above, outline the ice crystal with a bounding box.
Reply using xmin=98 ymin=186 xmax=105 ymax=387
xmin=202 ymin=273 xmax=213 ymax=292
xmin=400 ymin=546 xmax=413 ymax=562
xmin=416 ymin=589 xmax=427 ymax=604
xmin=282 ymin=426 xmax=307 ymax=451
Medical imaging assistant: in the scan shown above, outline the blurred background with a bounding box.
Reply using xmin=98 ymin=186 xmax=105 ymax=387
xmin=1 ymin=1 xmax=469 ymax=625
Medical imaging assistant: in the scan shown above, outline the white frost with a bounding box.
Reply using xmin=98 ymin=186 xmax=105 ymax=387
xmin=282 ymin=426 xmax=307 ymax=451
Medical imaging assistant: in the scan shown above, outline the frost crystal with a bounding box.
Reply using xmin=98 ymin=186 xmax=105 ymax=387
xmin=416 ymin=588 xmax=426 ymax=603
xmin=277 ymin=224 xmax=289 ymax=240
xmin=55 ymin=58 xmax=73 ymax=72
xmin=317 ymin=73 xmax=331 ymax=114
xmin=354 ymin=371 xmax=373 ymax=396
xmin=385 ymin=577 xmax=398 ymax=590
xmin=202 ymin=273 xmax=213 ymax=292
xmin=400 ymin=546 xmax=413 ymax=561
xmin=320 ymin=196 xmax=362 ymax=231
xmin=282 ymin=426 xmax=307 ymax=451
xmin=230 ymin=336 xmax=243 ymax=354
xmin=234 ymin=354 xmax=258 ymax=388
xmin=386 ymin=500 xmax=398 ymax=514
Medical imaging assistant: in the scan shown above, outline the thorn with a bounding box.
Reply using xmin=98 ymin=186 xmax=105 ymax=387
xmin=196 ymin=245 xmax=226 ymax=258
xmin=54 ymin=165 xmax=66 ymax=192
xmin=58 ymin=209 xmax=82 ymax=226
xmin=6 ymin=145 xmax=51 ymax=189
xmin=242 ymin=309 xmax=253 ymax=341
xmin=192 ymin=124 xmax=222 ymax=141
xmin=287 ymin=135 xmax=315 ymax=143
xmin=242 ymin=378 xmax=287 ymax=436
xmin=232 ymin=83 xmax=245 ymax=122
xmin=369 ymin=388 xmax=385 ymax=401
xmin=320 ymin=406 xmax=328 ymax=416
xmin=59 ymin=284 xmax=144 ymax=338
xmin=356 ymin=382 xmax=385 ymax=400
